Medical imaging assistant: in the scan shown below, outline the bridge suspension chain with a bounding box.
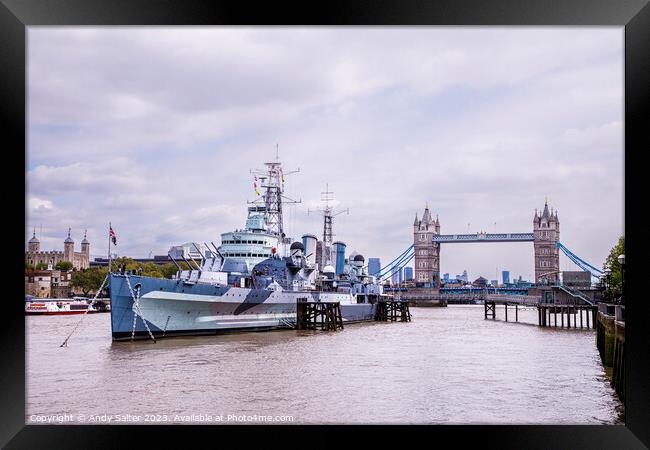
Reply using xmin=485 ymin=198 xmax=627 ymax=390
xmin=374 ymin=244 xmax=414 ymax=277
xmin=556 ymin=242 xmax=603 ymax=278
xmin=379 ymin=250 xmax=415 ymax=283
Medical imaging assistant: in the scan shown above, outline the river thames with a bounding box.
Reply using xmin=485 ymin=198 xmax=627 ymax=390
xmin=26 ymin=305 xmax=622 ymax=424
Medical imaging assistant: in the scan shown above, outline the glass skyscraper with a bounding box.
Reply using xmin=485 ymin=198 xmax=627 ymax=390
xmin=391 ymin=267 xmax=403 ymax=285
xmin=368 ymin=258 xmax=381 ymax=276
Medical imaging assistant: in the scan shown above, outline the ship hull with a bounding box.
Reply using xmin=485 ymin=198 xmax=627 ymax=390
xmin=26 ymin=311 xmax=100 ymax=316
xmin=109 ymin=273 xmax=377 ymax=341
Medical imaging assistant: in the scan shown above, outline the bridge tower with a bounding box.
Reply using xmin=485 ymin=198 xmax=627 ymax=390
xmin=413 ymin=204 xmax=440 ymax=288
xmin=533 ymin=200 xmax=560 ymax=283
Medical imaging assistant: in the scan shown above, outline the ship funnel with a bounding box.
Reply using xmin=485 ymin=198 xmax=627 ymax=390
xmin=333 ymin=241 xmax=346 ymax=276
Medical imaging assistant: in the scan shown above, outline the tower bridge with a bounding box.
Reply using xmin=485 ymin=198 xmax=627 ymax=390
xmin=413 ymin=200 xmax=560 ymax=288
xmin=374 ymin=199 xmax=603 ymax=307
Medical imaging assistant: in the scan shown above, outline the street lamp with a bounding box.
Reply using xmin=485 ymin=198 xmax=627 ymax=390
xmin=603 ymin=268 xmax=612 ymax=301
xmin=617 ymin=254 xmax=625 ymax=304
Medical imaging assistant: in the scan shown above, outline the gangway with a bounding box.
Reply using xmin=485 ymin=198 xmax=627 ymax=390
xmin=557 ymin=283 xmax=594 ymax=306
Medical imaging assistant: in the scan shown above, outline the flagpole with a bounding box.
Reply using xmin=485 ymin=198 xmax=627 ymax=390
xmin=108 ymin=222 xmax=112 ymax=273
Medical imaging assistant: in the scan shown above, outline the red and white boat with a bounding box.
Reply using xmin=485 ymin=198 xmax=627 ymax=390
xmin=25 ymin=297 xmax=100 ymax=315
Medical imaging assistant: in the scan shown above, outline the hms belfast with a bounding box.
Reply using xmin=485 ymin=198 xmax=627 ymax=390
xmin=109 ymin=155 xmax=384 ymax=340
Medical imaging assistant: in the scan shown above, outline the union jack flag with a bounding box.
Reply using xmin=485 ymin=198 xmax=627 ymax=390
xmin=109 ymin=225 xmax=117 ymax=245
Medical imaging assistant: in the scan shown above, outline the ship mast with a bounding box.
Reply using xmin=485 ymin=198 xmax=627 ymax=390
xmin=249 ymin=145 xmax=300 ymax=243
xmin=309 ymin=183 xmax=348 ymax=263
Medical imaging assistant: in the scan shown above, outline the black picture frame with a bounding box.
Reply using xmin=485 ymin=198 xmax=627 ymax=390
xmin=2 ymin=0 xmax=648 ymax=448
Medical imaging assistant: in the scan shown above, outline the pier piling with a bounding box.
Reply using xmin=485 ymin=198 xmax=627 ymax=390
xmin=296 ymin=300 xmax=343 ymax=331
xmin=484 ymin=301 xmax=496 ymax=320
xmin=376 ymin=300 xmax=411 ymax=322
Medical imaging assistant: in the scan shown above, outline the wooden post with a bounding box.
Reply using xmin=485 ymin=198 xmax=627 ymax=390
xmin=586 ymin=307 xmax=590 ymax=329
xmin=567 ymin=307 xmax=571 ymax=328
xmin=592 ymin=307 xmax=597 ymax=327
xmin=561 ymin=307 xmax=564 ymax=328
xmin=505 ymin=303 xmax=508 ymax=322
xmin=580 ymin=308 xmax=583 ymax=329
xmin=554 ymin=308 xmax=557 ymax=328
xmin=515 ymin=304 xmax=518 ymax=322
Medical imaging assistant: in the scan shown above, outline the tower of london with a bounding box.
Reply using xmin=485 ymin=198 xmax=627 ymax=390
xmin=26 ymin=228 xmax=90 ymax=270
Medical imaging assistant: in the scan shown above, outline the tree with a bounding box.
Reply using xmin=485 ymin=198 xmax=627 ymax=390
xmin=603 ymin=236 xmax=624 ymax=300
xmin=25 ymin=262 xmax=34 ymax=271
xmin=160 ymin=261 xmax=190 ymax=279
xmin=55 ymin=261 xmax=73 ymax=271
xmin=111 ymin=257 xmax=136 ymax=271
xmin=160 ymin=262 xmax=179 ymax=279
xmin=71 ymin=267 xmax=108 ymax=296
xmin=36 ymin=262 xmax=48 ymax=270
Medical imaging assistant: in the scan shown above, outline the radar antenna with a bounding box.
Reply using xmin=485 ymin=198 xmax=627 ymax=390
xmin=308 ymin=183 xmax=349 ymax=263
xmin=249 ymin=145 xmax=300 ymax=243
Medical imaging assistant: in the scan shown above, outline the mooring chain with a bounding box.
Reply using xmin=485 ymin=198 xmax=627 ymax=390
xmin=59 ymin=273 xmax=109 ymax=347
xmin=124 ymin=273 xmax=156 ymax=343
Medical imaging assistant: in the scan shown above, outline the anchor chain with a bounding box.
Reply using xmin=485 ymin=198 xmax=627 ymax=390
xmin=124 ymin=273 xmax=156 ymax=343
xmin=59 ymin=273 xmax=109 ymax=347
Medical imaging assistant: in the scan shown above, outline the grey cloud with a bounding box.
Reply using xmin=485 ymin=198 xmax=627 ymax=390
xmin=26 ymin=27 xmax=623 ymax=279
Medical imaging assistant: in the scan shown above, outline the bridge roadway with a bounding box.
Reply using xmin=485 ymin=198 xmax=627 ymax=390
xmin=432 ymin=232 xmax=534 ymax=243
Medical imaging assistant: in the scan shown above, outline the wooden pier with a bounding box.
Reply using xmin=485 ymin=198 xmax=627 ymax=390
xmin=482 ymin=294 xmax=598 ymax=330
xmin=376 ymin=300 xmax=412 ymax=322
xmin=537 ymin=304 xmax=597 ymax=329
xmin=296 ymin=300 xmax=343 ymax=331
xmin=484 ymin=300 xmax=520 ymax=322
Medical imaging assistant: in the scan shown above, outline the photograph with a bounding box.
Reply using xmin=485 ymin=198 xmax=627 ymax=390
xmin=23 ymin=25 xmax=627 ymax=427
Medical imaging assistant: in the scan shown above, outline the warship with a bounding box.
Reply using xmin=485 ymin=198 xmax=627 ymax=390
xmin=109 ymin=155 xmax=385 ymax=340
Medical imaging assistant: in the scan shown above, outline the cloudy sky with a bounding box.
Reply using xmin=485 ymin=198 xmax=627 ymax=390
xmin=27 ymin=27 xmax=623 ymax=281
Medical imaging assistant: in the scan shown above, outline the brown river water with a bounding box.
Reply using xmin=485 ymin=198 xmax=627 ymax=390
xmin=26 ymin=305 xmax=623 ymax=424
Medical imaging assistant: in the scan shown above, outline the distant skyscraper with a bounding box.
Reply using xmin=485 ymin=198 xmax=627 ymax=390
xmin=461 ymin=270 xmax=468 ymax=283
xmin=404 ymin=267 xmax=414 ymax=281
xmin=368 ymin=258 xmax=381 ymax=276
xmin=391 ymin=267 xmax=403 ymax=285
xmin=502 ymin=270 xmax=510 ymax=285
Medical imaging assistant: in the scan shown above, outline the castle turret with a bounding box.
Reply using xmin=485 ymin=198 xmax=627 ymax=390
xmin=64 ymin=228 xmax=74 ymax=262
xmin=81 ymin=229 xmax=90 ymax=258
xmin=533 ymin=199 xmax=560 ymax=283
xmin=28 ymin=228 xmax=40 ymax=252
xmin=413 ymin=203 xmax=440 ymax=289
xmin=421 ymin=204 xmax=432 ymax=230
